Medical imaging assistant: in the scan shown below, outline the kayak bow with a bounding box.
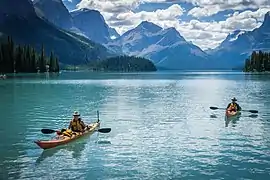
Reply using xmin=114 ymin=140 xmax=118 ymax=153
xmin=225 ymin=109 xmax=241 ymax=118
xmin=35 ymin=122 xmax=100 ymax=150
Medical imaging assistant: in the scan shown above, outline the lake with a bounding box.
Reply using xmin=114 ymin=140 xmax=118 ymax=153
xmin=0 ymin=71 xmax=270 ymax=180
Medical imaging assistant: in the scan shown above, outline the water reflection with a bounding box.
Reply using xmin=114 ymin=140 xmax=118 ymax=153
xmin=210 ymin=114 xmax=217 ymax=118
xmin=6 ymin=72 xmax=60 ymax=80
xmin=35 ymin=138 xmax=88 ymax=165
xmin=224 ymin=114 xmax=241 ymax=127
xmin=248 ymin=114 xmax=259 ymax=118
xmin=96 ymin=140 xmax=112 ymax=144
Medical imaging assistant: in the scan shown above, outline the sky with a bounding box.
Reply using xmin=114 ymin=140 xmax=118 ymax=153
xmin=63 ymin=0 xmax=270 ymax=50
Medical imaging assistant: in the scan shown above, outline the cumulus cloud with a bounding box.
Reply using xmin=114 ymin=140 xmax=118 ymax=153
xmin=77 ymin=0 xmax=141 ymax=14
xmin=77 ymin=1 xmax=185 ymax=34
xmin=178 ymin=8 xmax=270 ymax=49
xmin=76 ymin=0 xmax=270 ymax=50
xmin=187 ymin=0 xmax=270 ymax=18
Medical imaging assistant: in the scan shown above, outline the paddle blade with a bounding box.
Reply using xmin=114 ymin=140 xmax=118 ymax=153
xmin=41 ymin=129 xmax=56 ymax=134
xmin=210 ymin=106 xmax=219 ymax=110
xmin=98 ymin=128 xmax=111 ymax=133
xmin=249 ymin=110 xmax=258 ymax=113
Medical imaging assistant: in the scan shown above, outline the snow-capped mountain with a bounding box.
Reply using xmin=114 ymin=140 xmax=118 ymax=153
xmin=209 ymin=11 xmax=270 ymax=69
xmin=109 ymin=27 xmax=120 ymax=40
xmin=107 ymin=21 xmax=211 ymax=70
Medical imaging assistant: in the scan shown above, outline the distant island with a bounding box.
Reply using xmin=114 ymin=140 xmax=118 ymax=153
xmin=0 ymin=36 xmax=59 ymax=74
xmin=87 ymin=56 xmax=157 ymax=72
xmin=243 ymin=51 xmax=270 ymax=72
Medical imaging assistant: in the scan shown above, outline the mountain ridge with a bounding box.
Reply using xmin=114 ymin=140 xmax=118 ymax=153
xmin=208 ymin=11 xmax=270 ymax=69
xmin=0 ymin=0 xmax=114 ymax=66
xmin=33 ymin=0 xmax=73 ymax=30
xmin=107 ymin=21 xmax=212 ymax=70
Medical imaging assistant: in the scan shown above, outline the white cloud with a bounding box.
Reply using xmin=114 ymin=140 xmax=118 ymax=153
xmin=76 ymin=0 xmax=270 ymax=50
xmin=179 ymin=8 xmax=270 ymax=49
xmin=188 ymin=6 xmax=221 ymax=18
xmin=77 ymin=1 xmax=185 ymax=34
xmin=186 ymin=0 xmax=270 ymax=18
xmin=111 ymin=4 xmax=185 ymax=33
xmin=77 ymin=0 xmax=141 ymax=14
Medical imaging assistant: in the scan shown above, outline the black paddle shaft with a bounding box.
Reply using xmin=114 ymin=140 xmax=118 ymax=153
xmin=209 ymin=106 xmax=258 ymax=113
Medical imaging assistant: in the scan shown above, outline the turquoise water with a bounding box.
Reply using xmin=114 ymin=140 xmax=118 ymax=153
xmin=0 ymin=71 xmax=270 ymax=180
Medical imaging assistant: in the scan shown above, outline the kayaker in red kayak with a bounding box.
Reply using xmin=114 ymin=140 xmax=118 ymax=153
xmin=68 ymin=111 xmax=88 ymax=133
xmin=226 ymin=97 xmax=242 ymax=112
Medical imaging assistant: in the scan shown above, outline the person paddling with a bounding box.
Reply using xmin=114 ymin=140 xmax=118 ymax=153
xmin=226 ymin=97 xmax=242 ymax=112
xmin=68 ymin=111 xmax=88 ymax=133
xmin=56 ymin=111 xmax=92 ymax=137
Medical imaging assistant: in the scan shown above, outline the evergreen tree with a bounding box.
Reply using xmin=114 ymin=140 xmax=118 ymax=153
xmin=39 ymin=44 xmax=46 ymax=72
xmin=0 ymin=36 xmax=60 ymax=73
xmin=15 ymin=45 xmax=23 ymax=73
xmin=49 ymin=51 xmax=54 ymax=72
xmin=31 ymin=48 xmax=36 ymax=73
xmin=0 ymin=46 xmax=3 ymax=73
xmin=55 ymin=57 xmax=60 ymax=72
xmin=88 ymin=55 xmax=157 ymax=72
xmin=243 ymin=51 xmax=270 ymax=72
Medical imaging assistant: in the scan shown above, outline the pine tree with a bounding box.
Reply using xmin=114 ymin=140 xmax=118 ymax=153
xmin=31 ymin=48 xmax=36 ymax=73
xmin=0 ymin=36 xmax=61 ymax=73
xmin=39 ymin=44 xmax=46 ymax=72
xmin=55 ymin=57 xmax=59 ymax=72
xmin=49 ymin=51 xmax=54 ymax=72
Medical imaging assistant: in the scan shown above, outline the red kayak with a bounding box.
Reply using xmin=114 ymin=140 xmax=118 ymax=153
xmin=35 ymin=122 xmax=100 ymax=149
xmin=225 ymin=109 xmax=241 ymax=118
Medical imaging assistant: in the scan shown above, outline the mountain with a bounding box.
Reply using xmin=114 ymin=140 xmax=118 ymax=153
xmin=33 ymin=0 xmax=73 ymax=30
xmin=0 ymin=0 xmax=35 ymax=18
xmin=62 ymin=0 xmax=80 ymax=10
xmin=32 ymin=1 xmax=118 ymax=45
xmin=209 ymin=11 xmax=270 ymax=69
xmin=109 ymin=27 xmax=120 ymax=39
xmin=70 ymin=8 xmax=111 ymax=44
xmin=107 ymin=21 xmax=211 ymax=70
xmin=0 ymin=0 xmax=114 ymax=65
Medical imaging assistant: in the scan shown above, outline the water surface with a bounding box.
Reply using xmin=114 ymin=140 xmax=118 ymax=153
xmin=0 ymin=71 xmax=270 ymax=180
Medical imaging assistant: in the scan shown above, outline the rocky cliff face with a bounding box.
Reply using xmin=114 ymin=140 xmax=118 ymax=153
xmin=70 ymin=8 xmax=111 ymax=44
xmin=0 ymin=0 xmax=114 ymax=65
xmin=33 ymin=0 xmax=73 ymax=30
xmin=0 ymin=0 xmax=36 ymax=17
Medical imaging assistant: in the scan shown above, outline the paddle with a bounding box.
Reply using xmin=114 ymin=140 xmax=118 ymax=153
xmin=95 ymin=111 xmax=111 ymax=133
xmin=41 ymin=129 xmax=59 ymax=134
xmin=209 ymin=106 xmax=258 ymax=113
xmin=97 ymin=110 xmax=100 ymax=123
xmin=41 ymin=110 xmax=111 ymax=134
xmin=41 ymin=128 xmax=111 ymax=134
xmin=96 ymin=128 xmax=111 ymax=133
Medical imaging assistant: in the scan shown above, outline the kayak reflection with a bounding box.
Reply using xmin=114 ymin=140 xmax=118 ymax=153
xmin=224 ymin=113 xmax=259 ymax=127
xmin=35 ymin=137 xmax=88 ymax=165
xmin=225 ymin=113 xmax=241 ymax=127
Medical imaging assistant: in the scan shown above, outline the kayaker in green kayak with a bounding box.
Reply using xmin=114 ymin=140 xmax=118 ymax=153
xmin=226 ymin=97 xmax=242 ymax=112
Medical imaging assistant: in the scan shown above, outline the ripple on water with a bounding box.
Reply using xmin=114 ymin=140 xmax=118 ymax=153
xmin=1 ymin=72 xmax=270 ymax=179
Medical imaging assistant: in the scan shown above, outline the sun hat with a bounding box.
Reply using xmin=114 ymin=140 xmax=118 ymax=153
xmin=73 ymin=111 xmax=80 ymax=116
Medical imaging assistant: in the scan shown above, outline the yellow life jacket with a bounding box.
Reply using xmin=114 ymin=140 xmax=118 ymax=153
xmin=70 ymin=119 xmax=83 ymax=132
xmin=62 ymin=129 xmax=73 ymax=137
xmin=229 ymin=103 xmax=237 ymax=110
